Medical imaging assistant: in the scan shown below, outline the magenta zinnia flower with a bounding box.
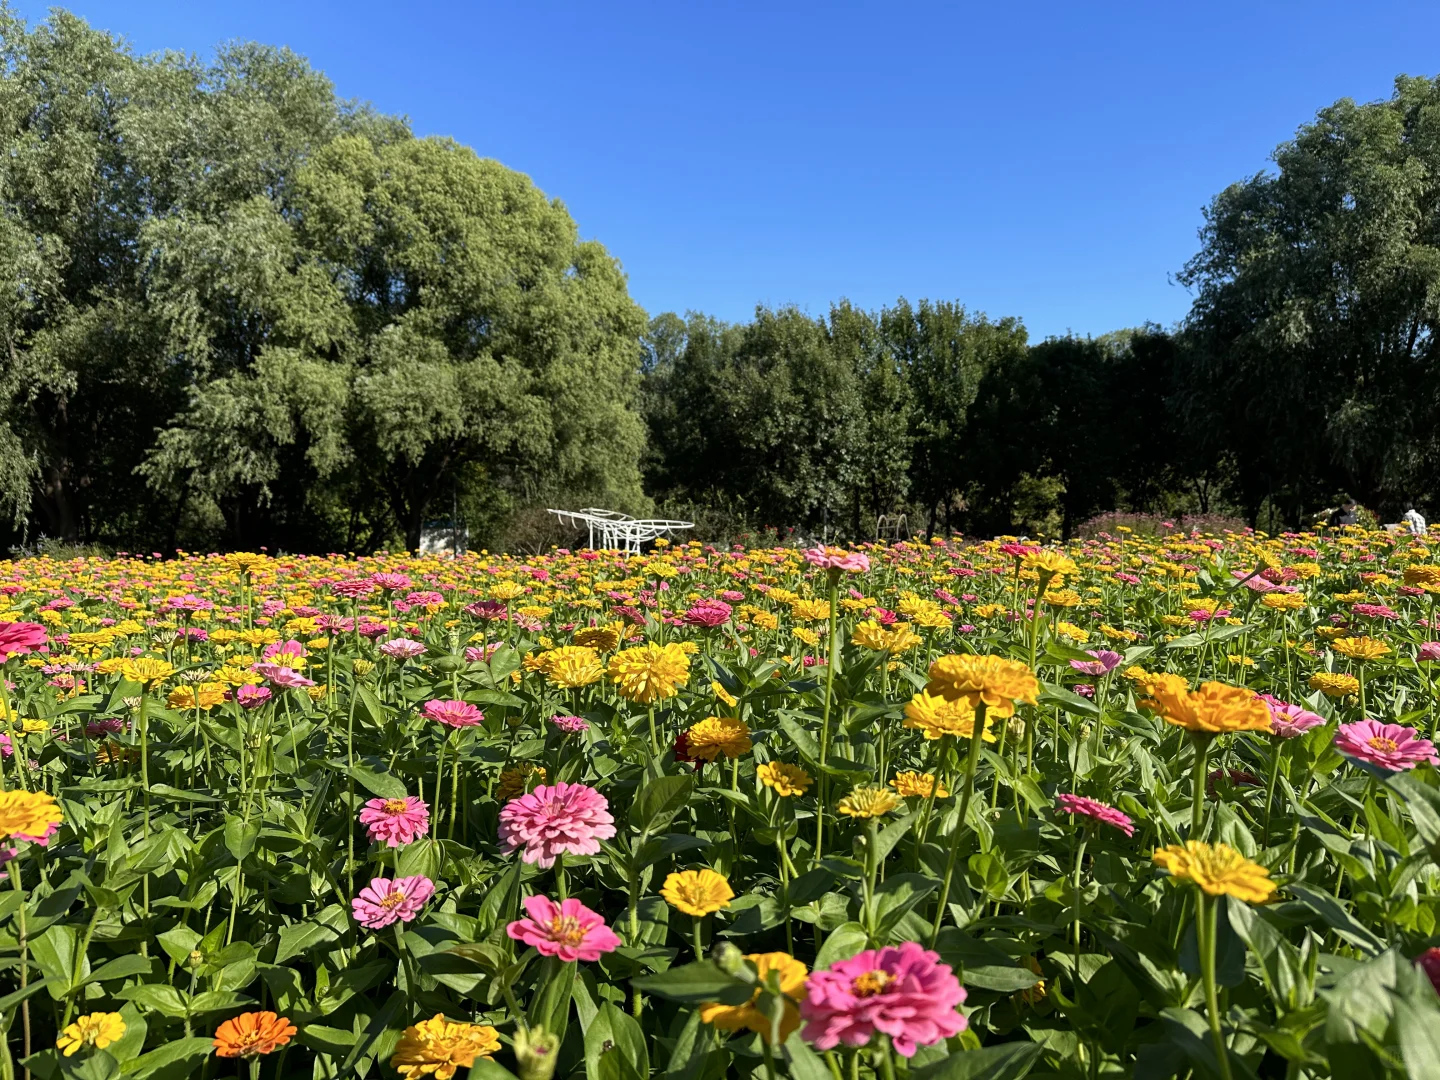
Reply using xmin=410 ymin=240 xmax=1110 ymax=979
xmin=351 ymin=875 xmax=434 ymax=930
xmin=1335 ymin=719 xmax=1440 ymax=772
xmin=498 ymin=782 xmax=616 ymax=868
xmin=800 ymin=942 xmax=967 ymax=1057
xmin=506 ymin=894 xmax=621 ymax=961
xmin=550 ymin=714 xmax=589 ymax=734
xmin=682 ymin=600 xmax=733 ymax=628
xmin=1069 ymin=649 xmax=1122 ymax=676
xmin=236 ymin=685 xmax=272 ymax=709
xmin=0 ymin=622 xmax=46 ymax=659
xmin=358 ymin=796 xmax=430 ymax=847
xmin=1419 ymin=642 xmax=1440 ymax=663
xmin=421 ymin=699 xmax=483 ymax=728
xmin=1056 ymin=793 xmax=1134 ymax=837
xmin=1257 ymin=694 xmax=1325 ymax=738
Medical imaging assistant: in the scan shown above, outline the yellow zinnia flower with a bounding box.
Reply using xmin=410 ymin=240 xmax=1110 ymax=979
xmin=757 ymin=761 xmax=812 ymax=796
xmin=925 ymin=654 xmax=1039 ymax=718
xmin=544 ymin=645 xmax=604 ymax=689
xmin=608 ymin=642 xmax=691 ymax=704
xmin=837 ymin=786 xmax=901 ymax=819
xmin=685 ymin=717 xmax=752 ymax=761
xmin=1308 ymin=671 xmax=1360 ymax=698
xmin=56 ymin=1012 xmax=125 ymax=1057
xmin=903 ymin=690 xmax=996 ymax=742
xmin=890 ymin=771 xmax=949 ymax=798
xmin=1143 ymin=679 xmax=1270 ymax=734
xmin=390 ymin=1014 xmax=500 ymax=1080
xmin=661 ymin=869 xmax=735 ymax=916
xmin=698 ymin=952 xmax=807 ymax=1044
xmin=1330 ymin=636 xmax=1390 ymax=662
xmin=0 ymin=790 xmax=61 ymax=841
xmin=1152 ymin=841 xmax=1276 ymax=904
xmin=120 ymin=656 xmax=175 ymax=686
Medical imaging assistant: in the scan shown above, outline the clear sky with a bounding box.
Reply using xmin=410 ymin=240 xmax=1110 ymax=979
xmin=14 ymin=0 xmax=1440 ymax=340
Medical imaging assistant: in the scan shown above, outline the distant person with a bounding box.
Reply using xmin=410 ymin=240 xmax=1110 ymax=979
xmin=1404 ymin=504 xmax=1427 ymax=536
xmin=1330 ymin=499 xmax=1359 ymax=528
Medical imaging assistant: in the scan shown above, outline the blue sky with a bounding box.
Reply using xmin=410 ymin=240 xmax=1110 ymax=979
xmin=15 ymin=1 xmax=1440 ymax=339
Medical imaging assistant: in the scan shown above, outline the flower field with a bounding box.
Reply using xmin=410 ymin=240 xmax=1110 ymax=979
xmin=0 ymin=532 xmax=1439 ymax=1079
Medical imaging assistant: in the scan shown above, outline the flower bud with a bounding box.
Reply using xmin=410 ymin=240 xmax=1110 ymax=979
xmin=513 ymin=1026 xmax=560 ymax=1080
xmin=712 ymin=941 xmax=746 ymax=977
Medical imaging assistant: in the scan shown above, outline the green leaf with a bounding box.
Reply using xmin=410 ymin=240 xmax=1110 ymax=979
xmin=348 ymin=763 xmax=409 ymax=800
xmin=776 ymin=713 xmax=821 ymax=763
xmin=274 ymin=919 xmax=342 ymax=965
xmin=1288 ymin=883 xmax=1384 ymax=955
xmin=633 ymin=961 xmax=752 ymax=1004
xmin=222 ymin=816 xmax=259 ymax=862
xmin=910 ymin=1042 xmax=1044 ymax=1080
xmin=78 ymin=955 xmax=153 ymax=988
xmin=120 ymin=1036 xmax=213 ymax=1077
xmin=584 ymin=1000 xmax=649 ymax=1080
xmin=629 ymin=774 xmax=695 ymax=833
xmin=814 ymin=922 xmax=869 ymax=971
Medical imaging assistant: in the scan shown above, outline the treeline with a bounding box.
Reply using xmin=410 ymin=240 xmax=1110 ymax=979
xmin=3 ymin=9 xmax=1440 ymax=552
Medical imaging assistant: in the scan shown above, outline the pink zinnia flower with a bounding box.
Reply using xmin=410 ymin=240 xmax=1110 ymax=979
xmin=358 ymin=796 xmax=430 ymax=847
xmin=236 ymin=685 xmax=272 ymax=709
xmin=1056 ymin=793 xmax=1134 ymax=837
xmin=0 ymin=622 xmax=47 ymax=659
xmin=1419 ymin=642 xmax=1440 ymax=663
xmin=506 ymin=894 xmax=621 ymax=961
xmin=498 ymin=782 xmax=616 ymax=868
xmin=379 ymin=638 xmax=426 ymax=660
xmin=803 ymin=546 xmax=871 ymax=573
xmin=261 ymin=639 xmax=307 ymax=663
xmin=999 ymin=543 xmax=1039 ymax=559
xmin=1071 ymin=683 xmax=1095 ymax=698
xmin=464 ymin=643 xmax=501 ymax=663
xmin=1069 ymin=650 xmax=1122 ymax=676
xmin=800 ymin=942 xmax=967 ymax=1057
xmin=86 ymin=718 xmax=126 ymax=737
xmin=1335 ymin=720 xmax=1440 ymax=772
xmin=1257 ymin=694 xmax=1325 ymax=738
xmin=351 ymin=874 xmax=435 ymax=930
xmin=253 ymin=663 xmax=315 ymax=689
xmin=422 ymin=699 xmax=483 ymax=728
xmin=370 ymin=573 xmax=412 ymax=592
xmin=331 ymin=578 xmax=375 ymax=600
xmin=682 ymin=600 xmax=732 ymax=628
xmin=551 ymin=715 xmax=589 ymax=734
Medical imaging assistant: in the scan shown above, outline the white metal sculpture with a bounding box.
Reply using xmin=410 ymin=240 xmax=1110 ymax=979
xmin=546 ymin=508 xmax=693 ymax=553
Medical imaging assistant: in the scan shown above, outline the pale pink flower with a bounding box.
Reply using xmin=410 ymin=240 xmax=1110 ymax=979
xmin=464 ymin=643 xmax=502 ymax=663
xmin=351 ymin=875 xmax=435 ymax=930
xmin=379 ymin=638 xmax=426 ymax=660
xmin=261 ymin=639 xmax=307 ymax=665
xmin=506 ymin=894 xmax=621 ymax=961
xmin=1257 ymin=694 xmax=1325 ymax=738
xmin=1069 ymin=650 xmax=1122 ymax=676
xmin=800 ymin=942 xmax=967 ymax=1057
xmin=358 ymin=796 xmax=430 ymax=847
xmin=550 ymin=715 xmax=590 ymax=734
xmin=1419 ymin=642 xmax=1440 ymax=663
xmin=803 ymin=546 xmax=871 ymax=573
xmin=498 ymin=782 xmax=616 ymax=868
xmin=252 ymin=663 xmax=315 ymax=688
xmin=422 ymin=699 xmax=483 ymax=728
xmin=1335 ymin=720 xmax=1440 ymax=772
xmin=1056 ymin=793 xmax=1134 ymax=836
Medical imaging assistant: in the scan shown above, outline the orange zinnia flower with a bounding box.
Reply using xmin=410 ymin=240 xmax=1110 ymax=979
xmin=213 ymin=1012 xmax=298 ymax=1058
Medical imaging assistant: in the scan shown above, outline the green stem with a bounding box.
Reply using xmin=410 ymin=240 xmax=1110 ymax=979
xmin=1197 ymin=891 xmax=1234 ymax=1080
xmin=1191 ymin=734 xmax=1212 ymax=840
xmin=928 ymin=704 xmax=988 ymax=946
xmin=815 ymin=573 xmax=841 ymax=864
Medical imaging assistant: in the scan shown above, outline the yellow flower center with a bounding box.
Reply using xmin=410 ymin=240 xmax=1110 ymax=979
xmin=380 ymin=888 xmax=407 ymax=910
xmin=382 ymin=799 xmax=409 ymax=813
xmin=851 ymin=970 xmax=893 ymax=997
xmin=547 ymin=915 xmax=587 ymax=945
xmin=1368 ymin=736 xmax=1400 ymax=753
